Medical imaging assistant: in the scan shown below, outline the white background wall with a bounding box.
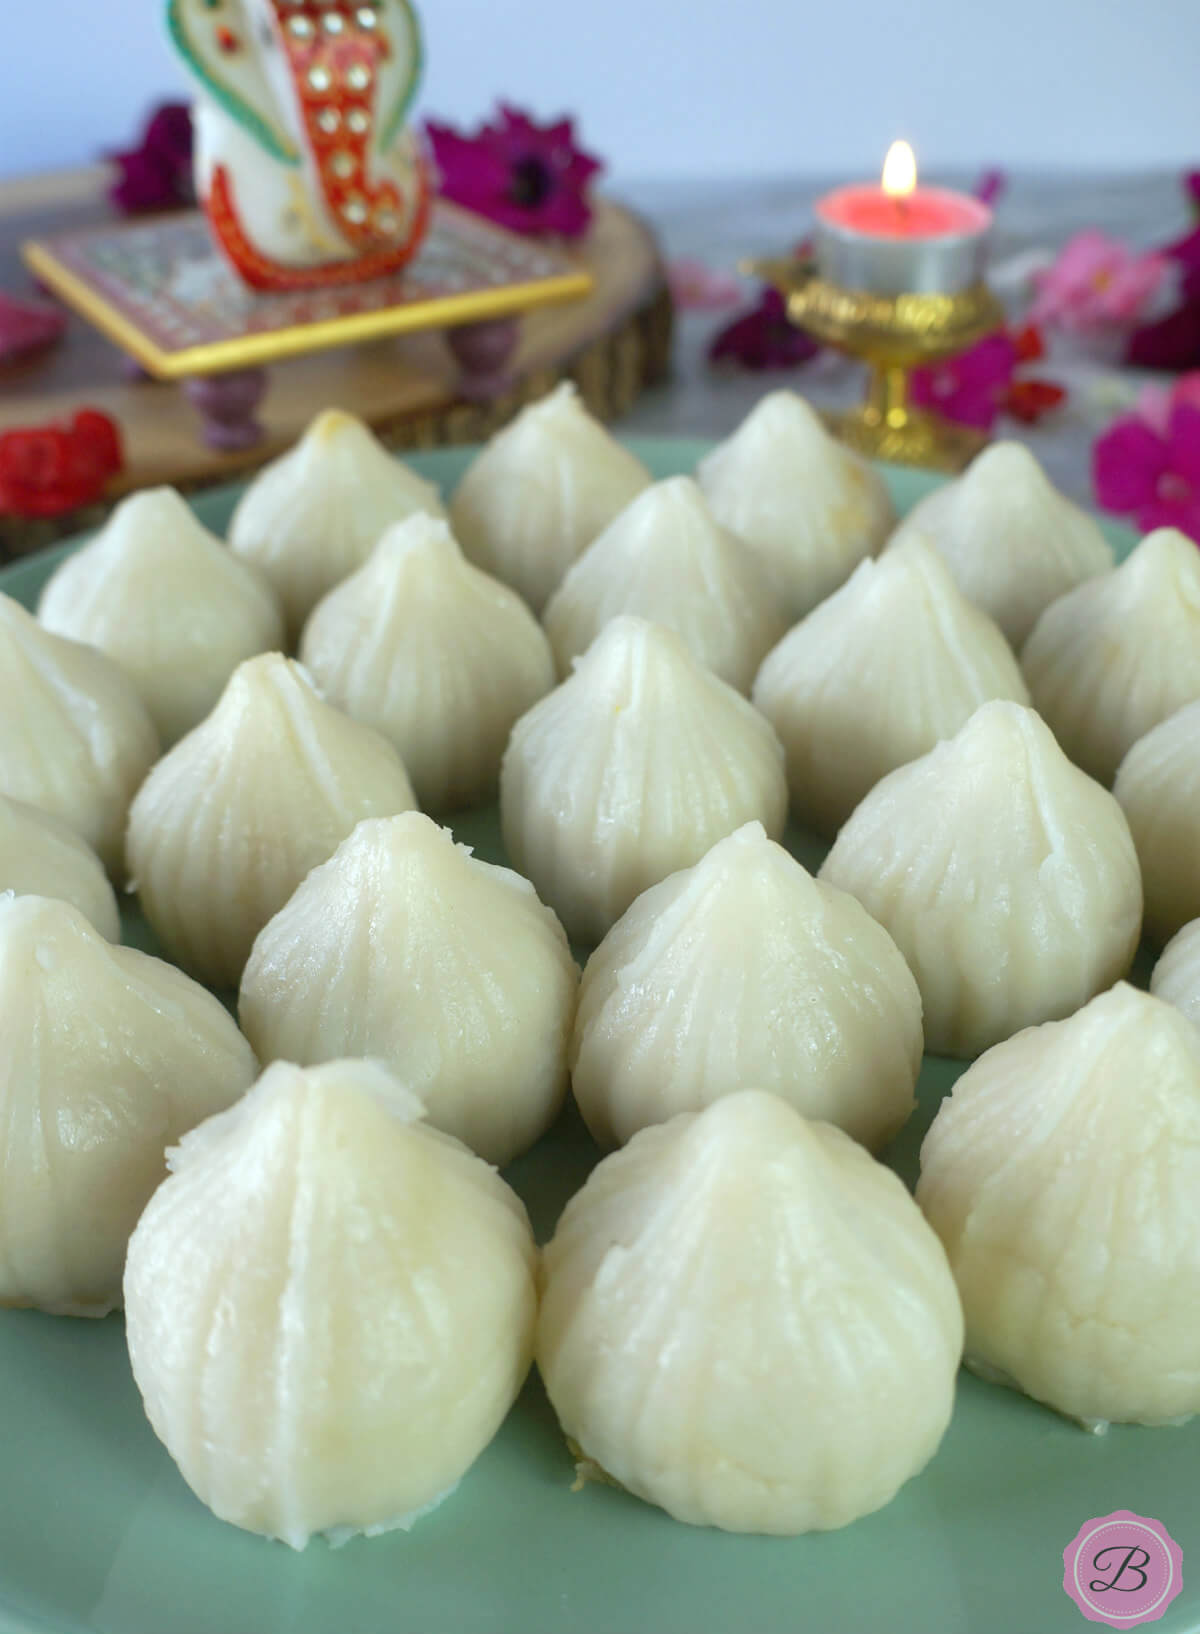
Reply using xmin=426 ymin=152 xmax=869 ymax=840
xmin=3 ymin=0 xmax=1197 ymax=183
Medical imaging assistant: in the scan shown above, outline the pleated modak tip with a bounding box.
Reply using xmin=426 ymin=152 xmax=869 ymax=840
xmin=0 ymin=893 xmax=256 ymax=1317
xmin=239 ymin=812 xmax=578 ymax=1167
xmin=537 ymin=1090 xmax=962 ymax=1534
xmin=449 ymin=383 xmax=652 ymax=614
xmin=500 ymin=616 xmax=788 ymax=945
xmin=886 ymin=441 xmax=1113 ymax=647
xmin=918 ymin=984 xmax=1200 ymax=1429
xmin=0 ymin=592 xmax=158 ymax=878
xmin=126 ymin=653 xmax=417 ymax=988
xmin=752 ymin=535 xmax=1029 ymax=838
xmin=819 ymin=701 xmax=1142 ymax=1058
xmin=0 ymin=794 xmax=120 ymax=939
xmin=1022 ymin=526 xmax=1200 ymax=785
xmin=542 ymin=476 xmax=787 ymax=693
xmin=299 ymin=515 xmax=555 ymax=812
xmin=38 ymin=487 xmax=285 ymax=747
xmin=124 ymin=1058 xmax=538 ymax=1550
xmin=1114 ymin=697 xmax=1200 ymax=944
xmin=696 ymin=390 xmax=895 ymax=622
xmin=1151 ymin=920 xmax=1200 ymax=1033
xmin=571 ymin=821 xmax=921 ymax=1151
xmin=228 ymin=409 xmax=446 ymax=639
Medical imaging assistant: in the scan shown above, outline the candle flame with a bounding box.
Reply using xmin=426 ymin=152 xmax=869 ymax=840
xmin=882 ymin=140 xmax=917 ymax=199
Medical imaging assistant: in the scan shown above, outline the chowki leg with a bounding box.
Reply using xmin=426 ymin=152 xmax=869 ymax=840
xmin=446 ymin=317 xmax=523 ymax=403
xmin=183 ymin=369 xmax=270 ymax=452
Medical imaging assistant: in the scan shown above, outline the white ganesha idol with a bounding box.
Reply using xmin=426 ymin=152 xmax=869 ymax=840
xmin=168 ymin=0 xmax=431 ymax=290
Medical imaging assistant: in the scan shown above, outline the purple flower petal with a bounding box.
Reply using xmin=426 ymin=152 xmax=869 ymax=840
xmin=1127 ymin=298 xmax=1200 ymax=371
xmin=1166 ymin=402 xmax=1200 ymax=486
xmin=1093 ymin=416 xmax=1170 ymax=513
xmin=974 ymin=168 xmax=1007 ymax=207
xmin=709 ymin=288 xmax=819 ymax=371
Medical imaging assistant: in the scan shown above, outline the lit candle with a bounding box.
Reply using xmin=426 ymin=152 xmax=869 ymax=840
xmin=813 ymin=142 xmax=992 ymax=296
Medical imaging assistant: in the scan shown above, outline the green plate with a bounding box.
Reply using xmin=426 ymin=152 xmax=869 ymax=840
xmin=1 ymin=441 xmax=1191 ymax=1634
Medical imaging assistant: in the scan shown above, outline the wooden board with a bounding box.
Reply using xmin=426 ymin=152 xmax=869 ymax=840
xmin=0 ymin=168 xmax=672 ymax=559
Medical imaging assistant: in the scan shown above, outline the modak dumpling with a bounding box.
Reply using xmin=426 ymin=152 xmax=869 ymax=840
xmin=696 ymin=391 xmax=894 ymax=621
xmin=0 ymin=894 xmax=256 ymax=1317
xmin=1113 ymin=698 xmax=1200 ymax=943
xmin=1150 ymin=920 xmax=1200 ymax=1033
xmin=0 ymin=593 xmax=158 ymax=876
xmin=753 ymin=536 xmax=1030 ymax=837
xmin=127 ymin=654 xmax=416 ymax=987
xmin=0 ymin=794 xmax=120 ymax=939
xmin=228 ymin=409 xmax=446 ymax=639
xmin=820 ymin=702 xmax=1142 ymax=1057
xmin=450 ymin=383 xmax=652 ymax=613
xmin=37 ymin=487 xmax=284 ymax=746
xmin=124 ymin=1059 xmax=537 ymax=1549
xmin=542 ymin=477 xmax=785 ymax=692
xmin=886 ymin=442 xmax=1113 ymax=646
xmin=538 ymin=1091 xmax=962 ymax=1534
xmin=571 ymin=822 xmax=921 ymax=1150
xmin=240 ymin=813 xmax=577 ymax=1167
xmin=298 ymin=516 xmax=554 ymax=812
xmin=1023 ymin=527 xmax=1200 ymax=785
xmin=918 ymin=985 xmax=1200 ymax=1428
xmin=500 ymin=617 xmax=788 ymax=944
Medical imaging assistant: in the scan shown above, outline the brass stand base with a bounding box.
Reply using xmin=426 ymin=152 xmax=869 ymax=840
xmin=744 ymin=257 xmax=1005 ymax=472
xmin=831 ymin=401 xmax=988 ymax=472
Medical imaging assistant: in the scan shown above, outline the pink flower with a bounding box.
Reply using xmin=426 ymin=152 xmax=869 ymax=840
xmin=708 ymin=287 xmax=820 ymax=371
xmin=1030 ymin=230 xmax=1166 ymax=334
xmin=667 ymin=259 xmax=744 ymax=311
xmin=108 ymin=102 xmax=195 ymax=215
xmin=1093 ymin=401 xmax=1200 ymax=544
xmin=425 ymin=105 xmax=602 ymax=239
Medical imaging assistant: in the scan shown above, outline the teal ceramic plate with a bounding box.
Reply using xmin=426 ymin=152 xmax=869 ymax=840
xmin=0 ymin=441 xmax=1192 ymax=1634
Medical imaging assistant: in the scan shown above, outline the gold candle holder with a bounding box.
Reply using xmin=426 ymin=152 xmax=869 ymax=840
xmin=747 ymin=254 xmax=1006 ymax=472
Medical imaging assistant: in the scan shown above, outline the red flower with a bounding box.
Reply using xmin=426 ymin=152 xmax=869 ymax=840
xmin=108 ymin=102 xmax=195 ymax=216
xmin=0 ymin=411 xmax=124 ymax=519
xmin=911 ymin=328 xmax=1065 ymax=431
xmin=1093 ymin=402 xmax=1200 ymax=544
xmin=708 ymin=287 xmax=820 ymax=371
xmin=425 ymin=105 xmax=602 ymax=239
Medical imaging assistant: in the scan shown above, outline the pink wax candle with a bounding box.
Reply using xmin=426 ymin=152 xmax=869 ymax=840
xmin=817 ymin=186 xmax=990 ymax=241
xmin=812 ymin=143 xmax=992 ymax=296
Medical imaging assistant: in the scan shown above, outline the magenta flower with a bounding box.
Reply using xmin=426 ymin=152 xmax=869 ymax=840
xmin=425 ymin=105 xmax=602 ymax=239
xmin=1136 ymin=372 xmax=1200 ymax=435
xmin=1094 ymin=401 xmax=1200 ymax=544
xmin=910 ymin=327 xmax=1065 ymax=431
xmin=708 ymin=286 xmax=820 ymax=371
xmin=1029 ymin=230 xmax=1166 ymax=335
xmin=910 ymin=332 xmax=1018 ymax=431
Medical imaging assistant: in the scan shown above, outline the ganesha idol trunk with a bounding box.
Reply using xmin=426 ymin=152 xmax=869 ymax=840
xmin=170 ymin=0 xmax=432 ymax=292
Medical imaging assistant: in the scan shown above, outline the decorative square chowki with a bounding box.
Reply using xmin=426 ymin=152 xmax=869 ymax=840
xmin=22 ymin=203 xmax=593 ymax=446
